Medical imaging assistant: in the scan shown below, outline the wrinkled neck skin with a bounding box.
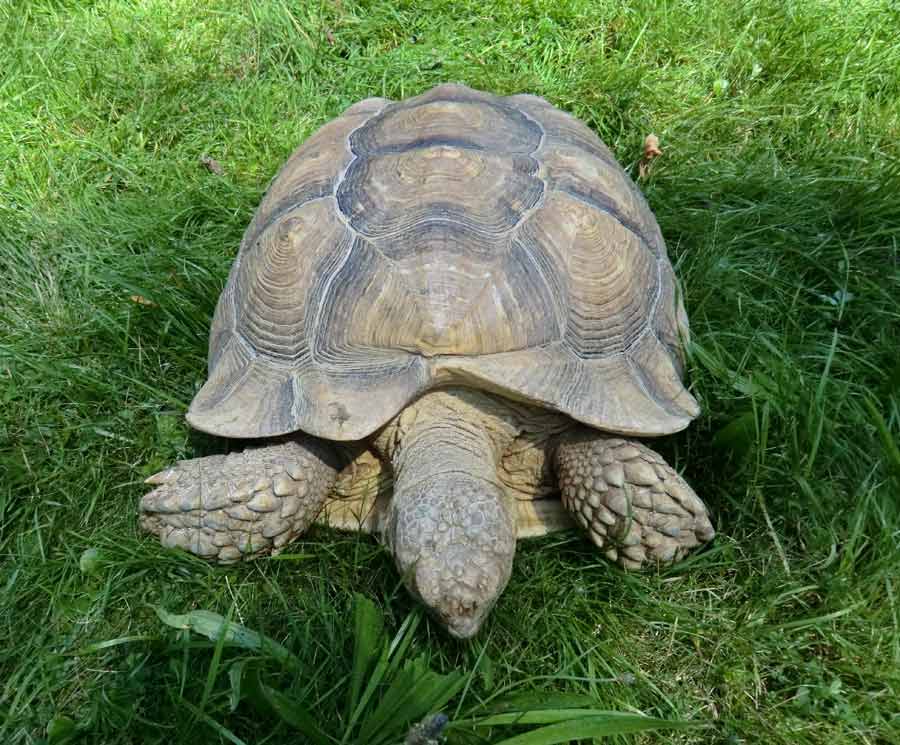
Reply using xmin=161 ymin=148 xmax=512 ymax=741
xmin=373 ymin=387 xmax=523 ymax=638
xmin=375 ymin=387 xmax=523 ymax=475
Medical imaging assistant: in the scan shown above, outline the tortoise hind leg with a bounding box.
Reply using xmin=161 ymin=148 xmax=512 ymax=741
xmin=554 ymin=429 xmax=714 ymax=570
xmin=140 ymin=437 xmax=339 ymax=563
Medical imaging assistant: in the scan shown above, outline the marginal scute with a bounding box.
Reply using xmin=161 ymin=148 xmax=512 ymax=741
xmin=504 ymin=93 xmax=618 ymax=167
xmin=287 ymin=357 xmax=430 ymax=441
xmin=341 ymin=96 xmax=392 ymax=117
xmin=189 ymin=84 xmax=699 ymax=441
xmin=188 ymin=356 xmax=297 ymax=436
xmin=654 ymin=260 xmax=691 ymax=375
xmin=351 ymin=92 xmax=542 ymax=156
xmin=435 ymin=345 xmax=697 ymax=437
xmin=207 ymin=280 xmax=236 ymax=372
xmin=627 ymin=331 xmax=700 ymax=420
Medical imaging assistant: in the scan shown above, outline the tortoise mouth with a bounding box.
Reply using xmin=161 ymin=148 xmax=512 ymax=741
xmin=422 ymin=588 xmax=493 ymax=640
xmin=444 ymin=612 xmax=487 ymax=640
xmin=412 ymin=557 xmax=503 ymax=640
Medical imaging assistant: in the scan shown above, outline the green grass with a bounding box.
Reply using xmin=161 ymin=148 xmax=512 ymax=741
xmin=2 ymin=0 xmax=899 ymax=742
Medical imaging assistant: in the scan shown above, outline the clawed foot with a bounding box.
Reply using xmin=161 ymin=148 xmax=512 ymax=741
xmin=140 ymin=440 xmax=337 ymax=563
xmin=556 ymin=436 xmax=714 ymax=570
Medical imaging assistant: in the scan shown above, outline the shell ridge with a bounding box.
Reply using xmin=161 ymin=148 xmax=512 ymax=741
xmin=359 ymin=136 xmax=488 ymax=154
xmin=504 ymin=105 xmax=549 ymax=249
xmin=243 ymin=101 xmax=393 ymax=249
xmin=335 ymin=158 xmax=544 ymax=240
xmin=509 ymin=237 xmax=567 ymax=341
xmin=420 ymin=103 xmax=549 ymax=348
xmin=333 ymin=98 xmax=394 ymax=207
xmin=507 ymin=100 xmax=547 ymax=151
xmin=305 ymin=233 xmax=359 ymax=367
xmin=339 ymin=89 xmax=547 ymax=242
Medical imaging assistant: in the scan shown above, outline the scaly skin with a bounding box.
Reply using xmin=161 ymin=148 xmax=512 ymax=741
xmin=554 ymin=429 xmax=714 ymax=569
xmin=140 ymin=438 xmax=339 ymax=562
xmin=374 ymin=390 xmax=520 ymax=639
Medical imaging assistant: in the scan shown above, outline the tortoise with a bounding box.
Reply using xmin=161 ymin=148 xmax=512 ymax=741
xmin=141 ymin=83 xmax=714 ymax=639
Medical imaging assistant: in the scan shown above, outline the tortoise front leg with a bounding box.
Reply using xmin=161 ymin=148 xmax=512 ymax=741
xmin=140 ymin=437 xmax=340 ymax=563
xmin=554 ymin=429 xmax=714 ymax=570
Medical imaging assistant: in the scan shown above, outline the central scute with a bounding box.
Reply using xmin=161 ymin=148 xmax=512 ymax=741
xmin=316 ymin=226 xmax=563 ymax=357
xmin=329 ymin=93 xmax=551 ymax=356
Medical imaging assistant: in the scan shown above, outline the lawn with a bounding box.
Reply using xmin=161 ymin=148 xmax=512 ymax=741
xmin=2 ymin=0 xmax=899 ymax=742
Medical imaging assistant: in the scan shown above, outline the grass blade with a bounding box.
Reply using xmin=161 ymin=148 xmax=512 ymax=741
xmin=346 ymin=593 xmax=386 ymax=723
xmin=489 ymin=713 xmax=693 ymax=744
xmin=68 ymin=635 xmax=156 ymax=655
xmin=228 ymin=660 xmax=248 ymax=712
xmin=154 ymin=607 xmax=300 ymax=670
xmin=462 ymin=709 xmax=617 ymax=726
xmin=360 ymin=659 xmax=465 ymax=745
xmin=245 ymin=671 xmax=332 ymax=745
xmin=863 ymin=396 xmax=900 ymax=483
xmin=178 ymin=698 xmax=249 ymax=745
xmin=478 ymin=693 xmax=600 ymax=714
xmin=199 ymin=605 xmax=234 ymax=716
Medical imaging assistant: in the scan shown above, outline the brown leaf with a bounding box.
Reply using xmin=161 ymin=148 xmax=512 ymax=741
xmin=199 ymin=155 xmax=224 ymax=176
xmin=639 ymin=133 xmax=663 ymax=178
xmin=129 ymin=294 xmax=156 ymax=307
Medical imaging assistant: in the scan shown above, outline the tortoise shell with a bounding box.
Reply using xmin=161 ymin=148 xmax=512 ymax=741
xmin=187 ymin=84 xmax=699 ymax=441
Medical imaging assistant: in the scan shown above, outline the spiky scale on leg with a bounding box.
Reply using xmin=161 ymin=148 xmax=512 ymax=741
xmin=554 ymin=430 xmax=714 ymax=570
xmin=140 ymin=438 xmax=339 ymax=563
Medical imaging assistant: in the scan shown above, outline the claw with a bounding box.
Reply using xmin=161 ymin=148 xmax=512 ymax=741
xmin=145 ymin=468 xmax=177 ymax=485
xmin=140 ymin=486 xmax=183 ymax=514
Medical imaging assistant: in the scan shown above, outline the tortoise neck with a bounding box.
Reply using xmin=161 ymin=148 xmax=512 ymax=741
xmin=373 ymin=387 xmax=520 ymax=477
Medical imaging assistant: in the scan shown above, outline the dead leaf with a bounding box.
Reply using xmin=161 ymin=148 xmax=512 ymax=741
xmin=129 ymin=294 xmax=156 ymax=307
xmin=639 ymin=133 xmax=663 ymax=178
xmin=199 ymin=155 xmax=224 ymax=176
xmin=325 ymin=28 xmax=335 ymax=45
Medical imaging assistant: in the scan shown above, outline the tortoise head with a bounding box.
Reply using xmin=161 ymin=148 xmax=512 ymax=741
xmin=387 ymin=472 xmax=516 ymax=639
